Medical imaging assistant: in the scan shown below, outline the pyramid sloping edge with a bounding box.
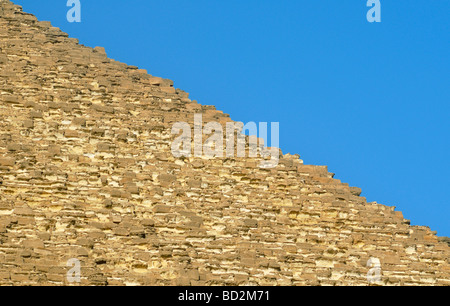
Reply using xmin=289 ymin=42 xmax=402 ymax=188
xmin=0 ymin=0 xmax=448 ymax=286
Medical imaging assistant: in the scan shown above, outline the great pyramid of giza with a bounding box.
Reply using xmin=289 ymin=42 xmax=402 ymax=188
xmin=0 ymin=0 xmax=448 ymax=286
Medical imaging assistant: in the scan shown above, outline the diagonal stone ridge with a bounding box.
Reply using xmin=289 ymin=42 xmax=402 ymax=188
xmin=0 ymin=0 xmax=448 ymax=286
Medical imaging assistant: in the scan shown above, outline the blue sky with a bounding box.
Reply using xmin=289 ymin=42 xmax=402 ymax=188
xmin=14 ymin=0 xmax=449 ymax=236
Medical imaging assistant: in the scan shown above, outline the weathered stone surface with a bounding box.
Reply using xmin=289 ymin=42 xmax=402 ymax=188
xmin=0 ymin=0 xmax=448 ymax=287
xmin=0 ymin=157 xmax=15 ymax=166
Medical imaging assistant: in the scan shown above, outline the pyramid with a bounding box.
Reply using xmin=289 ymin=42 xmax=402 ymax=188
xmin=0 ymin=0 xmax=448 ymax=286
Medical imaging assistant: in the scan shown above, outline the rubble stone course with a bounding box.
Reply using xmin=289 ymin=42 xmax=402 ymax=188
xmin=0 ymin=0 xmax=448 ymax=286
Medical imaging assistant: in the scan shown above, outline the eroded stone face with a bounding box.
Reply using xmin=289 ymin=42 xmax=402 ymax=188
xmin=0 ymin=0 xmax=449 ymax=286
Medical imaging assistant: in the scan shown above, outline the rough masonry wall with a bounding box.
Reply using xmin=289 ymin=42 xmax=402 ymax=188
xmin=0 ymin=0 xmax=448 ymax=286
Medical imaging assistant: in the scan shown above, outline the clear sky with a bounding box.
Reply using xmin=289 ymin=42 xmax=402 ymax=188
xmin=13 ymin=0 xmax=449 ymax=236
